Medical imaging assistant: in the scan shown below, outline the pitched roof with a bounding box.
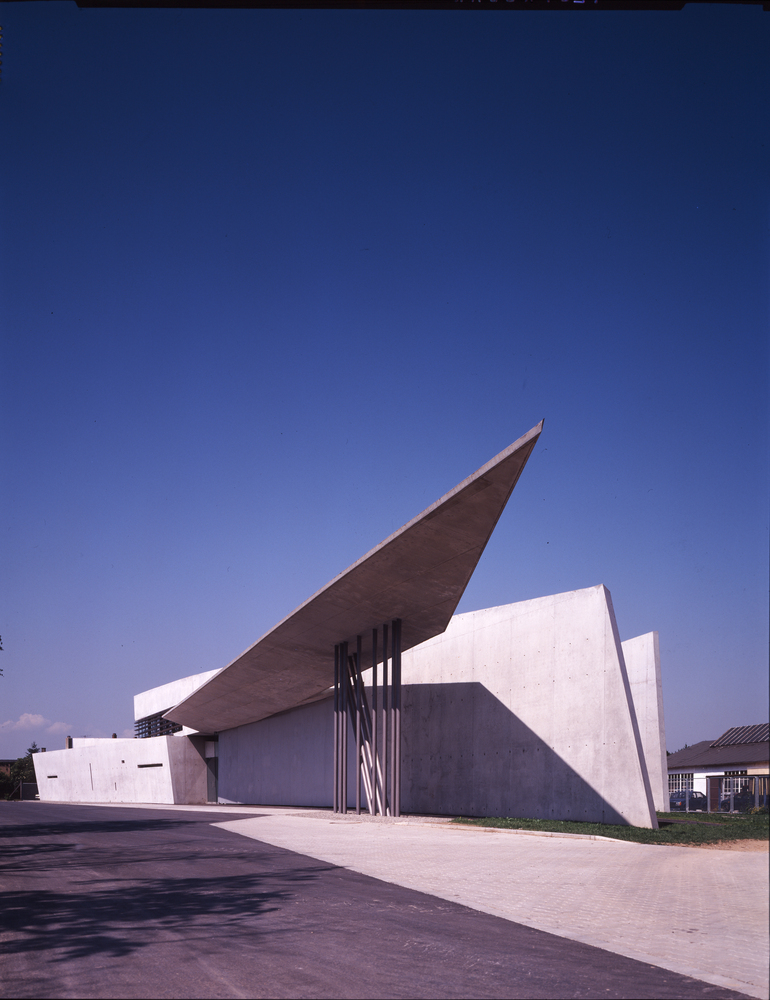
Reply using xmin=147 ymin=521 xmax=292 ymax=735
xmin=165 ymin=422 xmax=543 ymax=733
xmin=711 ymin=723 xmax=769 ymax=747
xmin=667 ymin=739 xmax=770 ymax=771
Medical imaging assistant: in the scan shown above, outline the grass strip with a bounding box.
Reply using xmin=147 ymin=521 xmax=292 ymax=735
xmin=451 ymin=811 xmax=769 ymax=846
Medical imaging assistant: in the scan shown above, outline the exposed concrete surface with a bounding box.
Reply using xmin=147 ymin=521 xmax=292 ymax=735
xmin=34 ymin=587 xmax=665 ymax=826
xmin=219 ymin=694 xmax=334 ymax=807
xmin=623 ymin=631 xmax=669 ymax=811
xmin=215 ymin=808 xmax=770 ymax=1000
xmin=220 ymin=586 xmax=660 ymax=828
xmin=33 ymin=735 xmax=210 ymax=805
xmin=134 ymin=669 xmax=220 ymax=722
xmin=166 ymin=422 xmax=543 ymax=734
xmin=0 ymin=802 xmax=755 ymax=1000
xmin=396 ymin=586 xmax=657 ymax=827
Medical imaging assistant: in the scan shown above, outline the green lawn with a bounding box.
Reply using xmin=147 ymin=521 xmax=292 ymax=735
xmin=451 ymin=811 xmax=770 ymax=846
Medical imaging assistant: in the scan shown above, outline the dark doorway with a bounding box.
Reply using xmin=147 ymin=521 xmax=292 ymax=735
xmin=206 ymin=758 xmax=218 ymax=803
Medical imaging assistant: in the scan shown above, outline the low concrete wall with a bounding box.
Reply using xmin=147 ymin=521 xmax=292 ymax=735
xmin=219 ymin=585 xmax=659 ymax=828
xmin=33 ymin=734 xmax=209 ymax=805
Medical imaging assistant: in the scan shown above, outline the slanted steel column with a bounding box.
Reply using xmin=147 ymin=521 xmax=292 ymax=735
xmin=355 ymin=635 xmax=362 ymax=815
xmin=371 ymin=627 xmax=378 ymax=815
xmin=382 ymin=622 xmax=389 ymax=816
xmin=332 ymin=621 xmax=401 ymax=818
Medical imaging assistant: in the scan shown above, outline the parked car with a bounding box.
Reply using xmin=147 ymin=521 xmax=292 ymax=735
xmin=719 ymin=788 xmax=755 ymax=812
xmin=669 ymin=790 xmax=708 ymax=811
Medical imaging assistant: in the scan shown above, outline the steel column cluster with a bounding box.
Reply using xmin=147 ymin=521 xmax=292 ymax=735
xmin=333 ymin=619 xmax=401 ymax=816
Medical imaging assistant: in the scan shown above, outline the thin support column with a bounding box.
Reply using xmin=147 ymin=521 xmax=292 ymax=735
xmin=355 ymin=635 xmax=362 ymax=815
xmin=371 ymin=627 xmax=378 ymax=815
xmin=389 ymin=622 xmax=394 ymax=815
xmin=340 ymin=640 xmax=348 ymax=814
xmin=332 ymin=622 xmax=401 ymax=818
xmin=333 ymin=644 xmax=339 ymax=813
xmin=382 ymin=622 xmax=389 ymax=817
xmin=393 ymin=618 xmax=402 ymax=818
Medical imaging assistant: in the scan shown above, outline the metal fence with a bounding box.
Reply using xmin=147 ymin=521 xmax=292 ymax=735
xmin=8 ymin=781 xmax=39 ymax=800
xmin=668 ymin=775 xmax=769 ymax=812
xmin=708 ymin=775 xmax=768 ymax=813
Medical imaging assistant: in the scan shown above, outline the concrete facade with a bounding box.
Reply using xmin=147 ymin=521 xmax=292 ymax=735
xmin=219 ymin=586 xmax=661 ymax=828
xmin=622 ymin=631 xmax=668 ymax=811
xmin=34 ymin=733 xmax=210 ymax=805
xmin=219 ymin=698 xmax=333 ymax=808
xmin=398 ymin=586 xmax=657 ymax=826
xmin=34 ymin=587 xmax=665 ymax=828
xmin=30 ymin=430 xmax=666 ymax=826
xmin=166 ymin=423 xmax=544 ymax=734
xmin=134 ymin=669 xmax=220 ymax=725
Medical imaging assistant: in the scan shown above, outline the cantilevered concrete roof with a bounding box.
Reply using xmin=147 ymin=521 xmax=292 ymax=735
xmin=165 ymin=422 xmax=543 ymax=733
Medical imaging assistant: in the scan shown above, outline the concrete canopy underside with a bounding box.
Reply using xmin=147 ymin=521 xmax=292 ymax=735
xmin=165 ymin=422 xmax=543 ymax=733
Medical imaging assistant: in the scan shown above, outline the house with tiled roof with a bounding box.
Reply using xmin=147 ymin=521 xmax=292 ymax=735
xmin=667 ymin=723 xmax=768 ymax=811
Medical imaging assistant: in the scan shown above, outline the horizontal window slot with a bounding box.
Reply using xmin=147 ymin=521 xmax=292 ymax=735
xmin=137 ymin=763 xmax=163 ymax=768
xmin=47 ymin=775 xmax=58 ymax=779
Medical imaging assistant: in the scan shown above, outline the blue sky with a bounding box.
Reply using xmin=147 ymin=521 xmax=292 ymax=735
xmin=1 ymin=1 xmax=767 ymax=759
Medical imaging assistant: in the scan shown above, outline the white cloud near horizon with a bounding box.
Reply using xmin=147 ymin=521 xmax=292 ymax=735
xmin=0 ymin=713 xmax=71 ymax=734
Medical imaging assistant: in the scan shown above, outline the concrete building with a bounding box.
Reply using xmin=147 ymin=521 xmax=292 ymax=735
xmin=217 ymin=587 xmax=664 ymax=826
xmin=36 ymin=587 xmax=666 ymax=827
xmin=34 ymin=423 xmax=667 ymax=828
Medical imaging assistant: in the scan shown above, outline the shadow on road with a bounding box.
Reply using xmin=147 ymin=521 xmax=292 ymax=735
xmin=0 ymin=816 xmax=265 ymax=840
xmin=1 ymin=863 xmax=329 ymax=961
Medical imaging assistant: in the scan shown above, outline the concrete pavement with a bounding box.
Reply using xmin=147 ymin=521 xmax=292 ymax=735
xmin=3 ymin=802 xmax=766 ymax=999
xmin=214 ymin=807 xmax=770 ymax=1000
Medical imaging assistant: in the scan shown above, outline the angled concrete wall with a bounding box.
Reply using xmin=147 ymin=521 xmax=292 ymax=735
xmin=219 ymin=586 xmax=659 ymax=828
xmin=134 ymin=669 xmax=220 ymax=723
xmin=33 ymin=734 xmax=209 ymax=805
xmin=39 ymin=588 xmax=663 ymax=826
xmin=622 ymin=631 xmax=668 ymax=811
xmin=397 ymin=586 xmax=656 ymax=827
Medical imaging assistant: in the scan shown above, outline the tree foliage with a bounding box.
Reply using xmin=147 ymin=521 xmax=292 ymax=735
xmin=1 ymin=743 xmax=40 ymax=797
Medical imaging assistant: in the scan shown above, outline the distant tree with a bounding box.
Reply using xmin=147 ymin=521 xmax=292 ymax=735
xmin=10 ymin=742 xmax=39 ymax=785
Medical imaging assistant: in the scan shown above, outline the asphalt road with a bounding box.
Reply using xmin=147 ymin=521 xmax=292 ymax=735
xmin=0 ymin=803 xmax=751 ymax=1000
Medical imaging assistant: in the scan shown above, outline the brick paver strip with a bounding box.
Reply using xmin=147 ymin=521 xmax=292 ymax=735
xmin=214 ymin=809 xmax=770 ymax=1000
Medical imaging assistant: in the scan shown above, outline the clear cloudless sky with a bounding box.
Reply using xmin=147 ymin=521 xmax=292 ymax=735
xmin=0 ymin=1 xmax=767 ymax=759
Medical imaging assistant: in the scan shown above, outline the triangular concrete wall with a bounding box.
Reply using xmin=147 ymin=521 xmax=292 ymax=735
xmin=399 ymin=585 xmax=658 ymax=828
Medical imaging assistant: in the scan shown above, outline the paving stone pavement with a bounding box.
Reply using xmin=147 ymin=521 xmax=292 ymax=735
xmin=213 ymin=808 xmax=770 ymax=1000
